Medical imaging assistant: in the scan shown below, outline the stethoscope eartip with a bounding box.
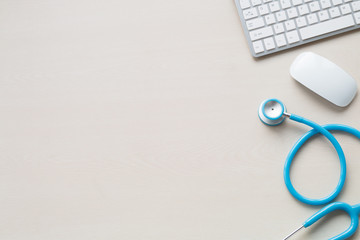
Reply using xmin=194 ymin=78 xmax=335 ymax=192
xmin=258 ymin=98 xmax=286 ymax=126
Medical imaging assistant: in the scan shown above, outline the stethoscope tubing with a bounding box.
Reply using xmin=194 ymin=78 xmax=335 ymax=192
xmin=284 ymin=114 xmax=360 ymax=205
xmin=259 ymin=99 xmax=360 ymax=239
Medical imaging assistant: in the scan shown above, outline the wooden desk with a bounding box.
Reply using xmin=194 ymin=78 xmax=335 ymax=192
xmin=0 ymin=0 xmax=359 ymax=239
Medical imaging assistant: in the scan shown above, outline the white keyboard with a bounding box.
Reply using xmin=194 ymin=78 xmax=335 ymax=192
xmin=234 ymin=0 xmax=360 ymax=57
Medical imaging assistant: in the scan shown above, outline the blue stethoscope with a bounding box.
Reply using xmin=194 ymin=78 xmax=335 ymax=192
xmin=258 ymin=98 xmax=360 ymax=240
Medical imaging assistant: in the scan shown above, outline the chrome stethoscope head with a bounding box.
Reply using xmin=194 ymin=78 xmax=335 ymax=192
xmin=258 ymin=98 xmax=290 ymax=126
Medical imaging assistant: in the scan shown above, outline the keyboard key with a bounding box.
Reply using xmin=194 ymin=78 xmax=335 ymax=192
xmin=276 ymin=11 xmax=287 ymax=21
xmin=269 ymin=2 xmax=281 ymax=12
xmin=253 ymin=40 xmax=265 ymax=53
xmin=246 ymin=18 xmax=265 ymax=30
xmin=243 ymin=8 xmax=258 ymax=19
xmin=332 ymin=0 xmax=343 ymax=6
xmin=285 ymin=19 xmax=296 ymax=30
xmin=320 ymin=0 xmax=332 ymax=9
xmin=265 ymin=14 xmax=276 ymax=24
xmin=286 ymin=30 xmax=300 ymax=43
xmin=264 ymin=37 xmax=276 ymax=50
xmin=307 ymin=13 xmax=319 ymax=24
xmin=274 ymin=23 xmax=285 ymax=33
xmin=287 ymin=8 xmax=299 ymax=18
xmin=329 ymin=7 xmax=341 ymax=17
xmin=318 ymin=10 xmax=330 ymax=21
xmin=300 ymin=14 xmax=355 ymax=40
xmin=239 ymin=0 xmax=251 ymax=9
xmin=298 ymin=5 xmax=310 ymax=15
xmin=292 ymin=0 xmax=303 ymax=6
xmin=309 ymin=2 xmax=321 ymax=12
xmin=354 ymin=12 xmax=360 ymax=24
xmin=352 ymin=1 xmax=360 ymax=11
xmin=340 ymin=4 xmax=351 ymax=14
xmin=275 ymin=34 xmax=287 ymax=47
xmin=252 ymin=0 xmax=262 ymax=6
xmin=249 ymin=26 xmax=274 ymax=40
xmin=280 ymin=0 xmax=292 ymax=9
xmin=296 ymin=16 xmax=307 ymax=27
xmin=258 ymin=4 xmax=270 ymax=15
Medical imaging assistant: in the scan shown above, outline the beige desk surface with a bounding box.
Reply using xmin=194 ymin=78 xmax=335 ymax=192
xmin=1 ymin=1 xmax=360 ymax=239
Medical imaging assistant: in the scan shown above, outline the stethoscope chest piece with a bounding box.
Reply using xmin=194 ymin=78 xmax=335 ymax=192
xmin=258 ymin=98 xmax=286 ymax=126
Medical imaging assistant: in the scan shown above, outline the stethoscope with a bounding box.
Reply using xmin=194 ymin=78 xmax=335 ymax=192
xmin=258 ymin=98 xmax=360 ymax=240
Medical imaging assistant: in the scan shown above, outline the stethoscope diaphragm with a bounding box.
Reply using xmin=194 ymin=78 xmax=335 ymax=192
xmin=258 ymin=98 xmax=286 ymax=126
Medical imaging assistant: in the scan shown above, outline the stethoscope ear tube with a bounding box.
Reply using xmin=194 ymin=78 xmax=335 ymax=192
xmin=303 ymin=202 xmax=360 ymax=240
xmin=284 ymin=114 xmax=360 ymax=205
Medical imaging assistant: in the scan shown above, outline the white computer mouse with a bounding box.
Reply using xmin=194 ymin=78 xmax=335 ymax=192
xmin=290 ymin=52 xmax=357 ymax=107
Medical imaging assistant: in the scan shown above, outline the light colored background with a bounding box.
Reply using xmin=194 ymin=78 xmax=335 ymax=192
xmin=0 ymin=0 xmax=359 ymax=239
